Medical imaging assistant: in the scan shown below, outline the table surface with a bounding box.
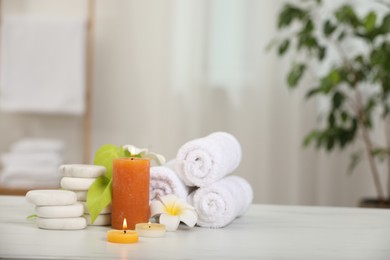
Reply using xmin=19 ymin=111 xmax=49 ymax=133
xmin=0 ymin=196 xmax=389 ymax=260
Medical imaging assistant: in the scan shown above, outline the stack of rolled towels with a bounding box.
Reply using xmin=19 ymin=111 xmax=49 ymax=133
xmin=150 ymin=132 xmax=253 ymax=228
xmin=26 ymin=190 xmax=86 ymax=230
xmin=59 ymin=164 xmax=111 ymax=226
xmin=0 ymin=138 xmax=64 ymax=189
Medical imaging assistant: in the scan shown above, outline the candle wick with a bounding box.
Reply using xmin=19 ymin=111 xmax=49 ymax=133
xmin=124 ymin=230 xmax=126 ymax=234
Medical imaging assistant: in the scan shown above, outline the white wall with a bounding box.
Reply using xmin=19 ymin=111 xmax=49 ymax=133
xmin=0 ymin=0 xmax=377 ymax=206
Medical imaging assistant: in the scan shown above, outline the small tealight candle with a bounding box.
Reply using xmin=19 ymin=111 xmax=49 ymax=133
xmin=107 ymin=218 xmax=139 ymax=244
xmin=135 ymin=222 xmax=166 ymax=238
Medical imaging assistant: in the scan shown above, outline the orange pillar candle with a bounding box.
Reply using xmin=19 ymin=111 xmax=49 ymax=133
xmin=112 ymin=157 xmax=150 ymax=230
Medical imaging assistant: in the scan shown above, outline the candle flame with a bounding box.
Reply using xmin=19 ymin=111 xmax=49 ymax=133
xmin=123 ymin=218 xmax=128 ymax=230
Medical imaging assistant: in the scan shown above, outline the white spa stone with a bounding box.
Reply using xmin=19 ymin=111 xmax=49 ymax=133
xmin=59 ymin=164 xmax=106 ymax=178
xmin=74 ymin=191 xmax=88 ymax=201
xmin=84 ymin=214 xmax=111 ymax=226
xmin=80 ymin=201 xmax=111 ymax=214
xmin=26 ymin=190 xmax=77 ymax=206
xmin=35 ymin=203 xmax=84 ymax=218
xmin=37 ymin=217 xmax=87 ymax=230
xmin=60 ymin=177 xmax=95 ymax=191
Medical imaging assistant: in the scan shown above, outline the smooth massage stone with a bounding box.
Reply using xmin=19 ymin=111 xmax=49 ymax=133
xmin=84 ymin=214 xmax=111 ymax=226
xmin=26 ymin=190 xmax=77 ymax=206
xmin=74 ymin=191 xmax=88 ymax=201
xmin=80 ymin=201 xmax=111 ymax=214
xmin=60 ymin=177 xmax=95 ymax=191
xmin=37 ymin=217 xmax=87 ymax=230
xmin=36 ymin=203 xmax=84 ymax=218
xmin=59 ymin=164 xmax=106 ymax=178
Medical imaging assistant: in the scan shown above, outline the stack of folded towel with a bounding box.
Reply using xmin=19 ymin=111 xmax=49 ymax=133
xmin=149 ymin=132 xmax=253 ymax=228
xmin=26 ymin=190 xmax=86 ymax=230
xmin=59 ymin=164 xmax=111 ymax=226
xmin=0 ymin=138 xmax=64 ymax=189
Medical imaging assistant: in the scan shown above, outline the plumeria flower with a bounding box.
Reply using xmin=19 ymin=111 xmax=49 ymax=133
xmin=123 ymin=145 xmax=166 ymax=165
xmin=150 ymin=194 xmax=197 ymax=231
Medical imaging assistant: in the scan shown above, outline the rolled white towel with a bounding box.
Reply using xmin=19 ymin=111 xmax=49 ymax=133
xmin=150 ymin=164 xmax=190 ymax=202
xmin=176 ymin=132 xmax=242 ymax=187
xmin=188 ymin=176 xmax=253 ymax=228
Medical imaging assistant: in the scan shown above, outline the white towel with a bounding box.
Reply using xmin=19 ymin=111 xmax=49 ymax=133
xmin=0 ymin=15 xmax=86 ymax=115
xmin=10 ymin=138 xmax=65 ymax=154
xmin=188 ymin=176 xmax=253 ymax=228
xmin=175 ymin=132 xmax=242 ymax=187
xmin=0 ymin=166 xmax=61 ymax=183
xmin=1 ymin=152 xmax=63 ymax=168
xmin=150 ymin=163 xmax=190 ymax=201
xmin=0 ymin=177 xmax=60 ymax=189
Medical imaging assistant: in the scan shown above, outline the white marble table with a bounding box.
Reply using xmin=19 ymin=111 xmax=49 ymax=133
xmin=0 ymin=195 xmax=389 ymax=259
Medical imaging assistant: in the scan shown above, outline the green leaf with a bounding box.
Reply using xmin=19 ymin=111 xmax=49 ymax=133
xmin=318 ymin=46 xmax=326 ymax=60
xmin=337 ymin=30 xmax=347 ymax=41
xmin=93 ymin=144 xmax=127 ymax=179
xmin=287 ymin=64 xmax=306 ymax=87
xmin=303 ymin=130 xmax=319 ymax=147
xmin=277 ymin=4 xmax=306 ymax=29
xmin=278 ymin=39 xmax=290 ymax=55
xmin=371 ymin=147 xmax=390 ymax=161
xmin=26 ymin=214 xmax=37 ymax=220
xmin=347 ymin=151 xmax=362 ymax=175
xmin=320 ymin=69 xmax=341 ymax=93
xmin=87 ymin=176 xmax=112 ymax=224
xmin=380 ymin=14 xmax=390 ymax=33
xmin=328 ymin=113 xmax=335 ymax=127
xmin=332 ymin=91 xmax=345 ymax=109
xmin=364 ymin=11 xmax=377 ymax=32
xmin=323 ymin=20 xmax=336 ymax=37
xmin=341 ymin=111 xmax=349 ymax=122
xmin=326 ymin=135 xmax=335 ymax=150
xmin=306 ymin=87 xmax=322 ymax=98
xmin=335 ymin=5 xmax=360 ymax=28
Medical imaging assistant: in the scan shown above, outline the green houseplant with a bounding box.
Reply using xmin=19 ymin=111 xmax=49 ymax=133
xmin=272 ymin=0 xmax=390 ymax=206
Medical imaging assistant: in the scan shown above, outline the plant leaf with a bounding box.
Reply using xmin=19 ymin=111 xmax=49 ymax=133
xmin=347 ymin=151 xmax=362 ymax=175
xmin=323 ymin=20 xmax=336 ymax=37
xmin=380 ymin=14 xmax=390 ymax=33
xmin=93 ymin=144 xmax=127 ymax=179
xmin=364 ymin=11 xmax=376 ymax=32
xmin=277 ymin=4 xmax=306 ymax=29
xmin=278 ymin=39 xmax=290 ymax=55
xmin=287 ymin=64 xmax=306 ymax=87
xmin=26 ymin=214 xmax=37 ymax=220
xmin=87 ymin=176 xmax=112 ymax=224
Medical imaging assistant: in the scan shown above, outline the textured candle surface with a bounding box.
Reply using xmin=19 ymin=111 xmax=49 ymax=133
xmin=112 ymin=158 xmax=150 ymax=229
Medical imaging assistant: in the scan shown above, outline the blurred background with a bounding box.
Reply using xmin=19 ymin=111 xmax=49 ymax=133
xmin=0 ymin=0 xmax=382 ymax=206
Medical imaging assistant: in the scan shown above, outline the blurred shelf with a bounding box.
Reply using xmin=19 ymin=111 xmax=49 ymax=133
xmin=0 ymin=186 xmax=59 ymax=196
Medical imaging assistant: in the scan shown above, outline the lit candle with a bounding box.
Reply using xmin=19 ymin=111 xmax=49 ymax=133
xmin=112 ymin=157 xmax=150 ymax=230
xmin=107 ymin=218 xmax=139 ymax=244
xmin=135 ymin=222 xmax=166 ymax=238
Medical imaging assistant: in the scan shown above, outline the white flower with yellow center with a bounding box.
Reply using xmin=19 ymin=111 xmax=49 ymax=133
xmin=150 ymin=194 xmax=197 ymax=231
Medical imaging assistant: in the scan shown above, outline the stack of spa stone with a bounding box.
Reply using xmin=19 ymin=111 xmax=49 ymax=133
xmin=26 ymin=190 xmax=86 ymax=230
xmin=59 ymin=164 xmax=111 ymax=226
